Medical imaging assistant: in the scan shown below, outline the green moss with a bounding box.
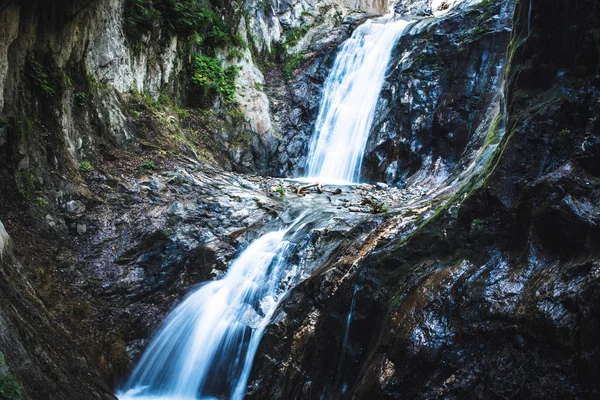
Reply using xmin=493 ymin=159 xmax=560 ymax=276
xmin=79 ymin=161 xmax=93 ymax=174
xmin=285 ymin=25 xmax=309 ymax=48
xmin=36 ymin=196 xmax=48 ymax=208
xmin=140 ymin=160 xmax=158 ymax=170
xmin=414 ymin=52 xmax=440 ymax=68
xmin=559 ymin=127 xmax=571 ymax=136
xmin=285 ymin=53 xmax=306 ymax=78
xmin=464 ymin=0 xmax=502 ymax=42
xmin=0 ymin=374 xmax=22 ymax=400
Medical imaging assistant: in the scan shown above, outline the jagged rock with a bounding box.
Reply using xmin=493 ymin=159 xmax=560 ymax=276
xmin=66 ymin=200 xmax=86 ymax=214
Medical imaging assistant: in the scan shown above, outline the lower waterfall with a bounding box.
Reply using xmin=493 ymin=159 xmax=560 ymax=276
xmin=117 ymin=215 xmax=313 ymax=400
xmin=118 ymin=10 xmax=411 ymax=400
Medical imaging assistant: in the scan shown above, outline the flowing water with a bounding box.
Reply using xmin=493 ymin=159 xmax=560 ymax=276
xmin=118 ymin=215 xmax=315 ymax=400
xmin=334 ymin=285 xmax=359 ymax=393
xmin=304 ymin=16 xmax=410 ymax=184
xmin=118 ymin=11 xmax=411 ymax=400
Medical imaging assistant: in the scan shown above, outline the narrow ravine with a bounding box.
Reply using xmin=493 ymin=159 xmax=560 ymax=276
xmin=1 ymin=0 xmax=599 ymax=399
xmin=116 ymin=7 xmax=411 ymax=400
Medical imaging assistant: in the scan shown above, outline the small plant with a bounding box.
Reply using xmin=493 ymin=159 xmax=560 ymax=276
xmin=285 ymin=53 xmax=306 ymax=78
xmin=36 ymin=197 xmax=48 ymax=208
xmin=131 ymin=110 xmax=141 ymax=118
xmin=140 ymin=160 xmax=158 ymax=170
xmin=14 ymin=170 xmax=35 ymax=199
xmin=0 ymin=374 xmax=23 ymax=400
xmin=559 ymin=128 xmax=571 ymax=136
xmin=254 ymin=82 xmax=263 ymax=91
xmin=472 ymin=218 xmax=484 ymax=226
xmin=276 ymin=186 xmax=285 ymax=196
xmin=360 ymin=198 xmax=389 ymax=214
xmin=191 ymin=55 xmax=239 ymax=105
xmin=285 ymin=25 xmax=309 ymax=47
xmin=29 ymin=59 xmax=55 ymax=97
xmin=75 ymin=92 xmax=87 ymax=105
xmin=79 ymin=161 xmax=93 ymax=174
xmin=226 ymin=49 xmax=244 ymax=62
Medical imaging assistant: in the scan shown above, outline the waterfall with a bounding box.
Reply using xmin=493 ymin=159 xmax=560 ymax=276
xmin=117 ymin=215 xmax=312 ymax=400
xmin=304 ymin=16 xmax=409 ymax=184
xmin=118 ymin=12 xmax=410 ymax=400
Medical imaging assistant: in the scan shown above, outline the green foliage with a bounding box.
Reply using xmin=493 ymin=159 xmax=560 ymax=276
xmin=123 ymin=0 xmax=240 ymax=49
xmin=29 ymin=59 xmax=55 ymax=97
xmin=472 ymin=218 xmax=484 ymax=226
xmin=559 ymin=128 xmax=571 ymax=136
xmin=415 ymin=52 xmax=440 ymax=67
xmin=14 ymin=170 xmax=35 ymax=199
xmin=285 ymin=53 xmax=306 ymax=78
xmin=36 ymin=196 xmax=48 ymax=208
xmin=79 ymin=161 xmax=93 ymax=174
xmin=140 ymin=160 xmax=158 ymax=170
xmin=285 ymin=25 xmax=309 ymax=48
xmin=191 ymin=55 xmax=239 ymax=105
xmin=0 ymin=374 xmax=22 ymax=400
xmin=226 ymin=49 xmax=244 ymax=62
xmin=75 ymin=92 xmax=87 ymax=105
xmin=362 ymin=198 xmax=389 ymax=214
xmin=276 ymin=186 xmax=285 ymax=196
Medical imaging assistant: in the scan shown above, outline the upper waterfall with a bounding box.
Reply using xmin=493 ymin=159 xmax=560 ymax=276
xmin=304 ymin=16 xmax=409 ymax=184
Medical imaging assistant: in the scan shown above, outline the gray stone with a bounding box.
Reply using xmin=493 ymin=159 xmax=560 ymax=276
xmin=45 ymin=214 xmax=56 ymax=228
xmin=66 ymin=200 xmax=86 ymax=214
xmin=77 ymin=224 xmax=87 ymax=235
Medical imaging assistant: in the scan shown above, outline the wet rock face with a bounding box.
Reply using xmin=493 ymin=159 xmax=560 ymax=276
xmin=363 ymin=0 xmax=514 ymax=186
xmin=0 ymin=223 xmax=115 ymax=400
xmin=266 ymin=18 xmax=361 ymax=177
xmin=249 ymin=0 xmax=600 ymax=398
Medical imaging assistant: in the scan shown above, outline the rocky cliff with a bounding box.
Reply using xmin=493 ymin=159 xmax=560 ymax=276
xmin=249 ymin=0 xmax=600 ymax=398
xmin=0 ymin=0 xmax=599 ymax=399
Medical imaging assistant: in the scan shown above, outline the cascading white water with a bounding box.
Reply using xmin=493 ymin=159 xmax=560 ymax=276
xmin=118 ymin=11 xmax=411 ymax=400
xmin=304 ymin=16 xmax=409 ymax=184
xmin=117 ymin=216 xmax=310 ymax=400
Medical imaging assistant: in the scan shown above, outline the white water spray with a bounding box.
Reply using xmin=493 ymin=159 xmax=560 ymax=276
xmin=118 ymin=10 xmax=412 ymax=400
xmin=117 ymin=217 xmax=310 ymax=400
xmin=304 ymin=16 xmax=409 ymax=184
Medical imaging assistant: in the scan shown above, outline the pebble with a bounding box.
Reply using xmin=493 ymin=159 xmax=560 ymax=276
xmin=66 ymin=200 xmax=86 ymax=214
xmin=77 ymin=224 xmax=87 ymax=235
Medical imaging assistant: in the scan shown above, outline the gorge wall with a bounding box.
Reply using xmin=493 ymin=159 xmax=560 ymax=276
xmin=0 ymin=0 xmax=599 ymax=399
xmin=249 ymin=0 xmax=600 ymax=398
